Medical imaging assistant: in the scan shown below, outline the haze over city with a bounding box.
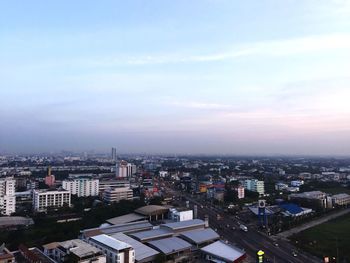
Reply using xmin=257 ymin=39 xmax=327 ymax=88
xmin=1 ymin=1 xmax=350 ymax=155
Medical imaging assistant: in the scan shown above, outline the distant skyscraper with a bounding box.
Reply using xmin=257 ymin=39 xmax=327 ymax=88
xmin=111 ymin=147 xmax=117 ymax=161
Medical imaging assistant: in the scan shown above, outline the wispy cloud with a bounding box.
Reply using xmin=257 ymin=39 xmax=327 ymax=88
xmin=123 ymin=33 xmax=350 ymax=65
xmin=168 ymin=100 xmax=233 ymax=110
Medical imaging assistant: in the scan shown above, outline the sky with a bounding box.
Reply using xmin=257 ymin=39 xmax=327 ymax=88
xmin=1 ymin=0 xmax=350 ymax=155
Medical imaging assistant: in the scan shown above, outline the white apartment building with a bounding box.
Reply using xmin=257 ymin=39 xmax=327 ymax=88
xmin=244 ymin=179 xmax=265 ymax=195
xmin=99 ymin=180 xmax=130 ymax=195
xmin=33 ymin=189 xmax=71 ymax=212
xmin=88 ymin=234 xmax=135 ymax=263
xmin=62 ymin=178 xmax=99 ymax=197
xmin=116 ymin=161 xmax=136 ymax=178
xmin=103 ymin=187 xmax=133 ymax=203
xmin=0 ymin=177 xmax=16 ymax=215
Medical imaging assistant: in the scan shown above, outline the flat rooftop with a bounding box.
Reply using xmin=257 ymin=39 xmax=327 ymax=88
xmin=58 ymin=239 xmax=102 ymax=258
xmin=90 ymin=234 xmax=131 ymax=251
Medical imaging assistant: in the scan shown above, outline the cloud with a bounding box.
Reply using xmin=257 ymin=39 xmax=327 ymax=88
xmin=122 ymin=33 xmax=350 ymax=65
xmin=168 ymin=100 xmax=233 ymax=110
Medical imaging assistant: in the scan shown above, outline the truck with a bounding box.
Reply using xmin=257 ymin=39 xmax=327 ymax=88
xmin=240 ymin=224 xmax=248 ymax=232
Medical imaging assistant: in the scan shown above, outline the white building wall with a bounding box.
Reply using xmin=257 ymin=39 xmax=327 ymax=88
xmin=62 ymin=179 xmax=99 ymax=197
xmin=0 ymin=177 xmax=16 ymax=215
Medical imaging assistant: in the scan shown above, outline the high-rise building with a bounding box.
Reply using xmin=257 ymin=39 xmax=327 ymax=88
xmin=116 ymin=161 xmax=136 ymax=178
xmin=111 ymin=147 xmax=117 ymax=161
xmin=243 ymin=179 xmax=265 ymax=195
xmin=45 ymin=166 xmax=55 ymax=187
xmin=33 ymin=189 xmax=71 ymax=212
xmin=0 ymin=177 xmax=16 ymax=215
xmin=62 ymin=178 xmax=99 ymax=197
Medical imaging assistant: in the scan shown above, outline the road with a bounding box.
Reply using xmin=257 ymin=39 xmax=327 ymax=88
xmin=165 ymin=185 xmax=322 ymax=263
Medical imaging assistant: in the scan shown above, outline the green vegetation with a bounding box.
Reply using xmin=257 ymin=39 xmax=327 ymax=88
xmin=290 ymin=213 xmax=350 ymax=262
xmin=0 ymin=199 xmax=145 ymax=250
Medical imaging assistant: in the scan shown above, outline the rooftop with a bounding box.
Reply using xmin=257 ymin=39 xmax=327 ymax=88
xmin=90 ymin=234 xmax=131 ymax=251
xmin=147 ymin=237 xmax=192 ymax=255
xmin=201 ymin=241 xmax=246 ymax=262
xmin=58 ymin=239 xmax=102 ymax=258
xmin=111 ymin=233 xmax=159 ymax=262
xmin=160 ymin=219 xmax=205 ymax=231
xmin=135 ymin=205 xmax=169 ymax=216
xmin=129 ymin=228 xmax=173 ymax=242
xmin=180 ymin=228 xmax=219 ymax=245
xmin=81 ymin=221 xmax=153 ymax=237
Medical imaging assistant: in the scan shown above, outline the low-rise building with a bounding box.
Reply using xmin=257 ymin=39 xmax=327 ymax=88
xmin=43 ymin=239 xmax=106 ymax=263
xmin=289 ymin=191 xmax=327 ymax=210
xmin=332 ymin=193 xmax=350 ymax=206
xmin=87 ymin=234 xmax=135 ymax=263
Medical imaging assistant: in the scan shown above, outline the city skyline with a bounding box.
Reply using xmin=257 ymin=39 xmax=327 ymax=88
xmin=1 ymin=1 xmax=350 ymax=155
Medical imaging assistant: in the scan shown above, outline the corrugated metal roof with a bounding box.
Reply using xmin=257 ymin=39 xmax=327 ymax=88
xmin=161 ymin=219 xmax=205 ymax=231
xmin=148 ymin=237 xmax=192 ymax=255
xmin=180 ymin=228 xmax=219 ymax=244
xmin=129 ymin=228 xmax=173 ymax=242
xmin=201 ymin=241 xmax=245 ymax=262
xmin=90 ymin=234 xmax=131 ymax=251
xmin=111 ymin=233 xmax=159 ymax=262
xmin=82 ymin=221 xmax=153 ymax=236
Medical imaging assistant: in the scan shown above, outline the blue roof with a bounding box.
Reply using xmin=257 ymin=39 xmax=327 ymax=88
xmin=279 ymin=203 xmax=303 ymax=214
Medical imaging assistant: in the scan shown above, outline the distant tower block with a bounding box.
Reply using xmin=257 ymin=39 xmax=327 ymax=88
xmin=204 ymin=214 xmax=209 ymax=228
xmin=111 ymin=147 xmax=117 ymax=161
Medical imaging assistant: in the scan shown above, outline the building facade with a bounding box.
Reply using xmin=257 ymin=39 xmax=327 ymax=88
xmin=0 ymin=177 xmax=16 ymax=215
xmin=244 ymin=179 xmax=265 ymax=195
xmin=103 ymin=187 xmax=133 ymax=203
xmin=62 ymin=178 xmax=99 ymax=197
xmin=116 ymin=161 xmax=136 ymax=178
xmin=33 ymin=189 xmax=71 ymax=212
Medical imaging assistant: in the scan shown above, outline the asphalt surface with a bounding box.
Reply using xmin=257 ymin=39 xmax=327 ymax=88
xmin=165 ymin=186 xmax=322 ymax=263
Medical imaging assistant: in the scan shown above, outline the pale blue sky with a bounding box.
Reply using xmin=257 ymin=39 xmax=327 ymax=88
xmin=1 ymin=0 xmax=350 ymax=154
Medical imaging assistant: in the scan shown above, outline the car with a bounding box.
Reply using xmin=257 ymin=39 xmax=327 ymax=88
xmin=226 ymin=224 xmax=230 ymax=228
xmin=232 ymin=226 xmax=236 ymax=230
xmin=292 ymin=251 xmax=298 ymax=257
xmin=273 ymin=242 xmax=279 ymax=247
